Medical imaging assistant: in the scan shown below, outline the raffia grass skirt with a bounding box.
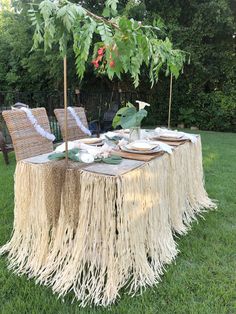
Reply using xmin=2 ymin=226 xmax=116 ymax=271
xmin=0 ymin=138 xmax=216 ymax=306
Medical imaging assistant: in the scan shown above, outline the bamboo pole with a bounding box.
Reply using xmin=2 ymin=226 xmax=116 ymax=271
xmin=167 ymin=73 xmax=173 ymax=129
xmin=64 ymin=56 xmax=68 ymax=165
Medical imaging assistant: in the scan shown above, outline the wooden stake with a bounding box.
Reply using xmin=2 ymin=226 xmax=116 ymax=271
xmin=168 ymin=73 xmax=173 ymax=129
xmin=64 ymin=56 xmax=68 ymax=165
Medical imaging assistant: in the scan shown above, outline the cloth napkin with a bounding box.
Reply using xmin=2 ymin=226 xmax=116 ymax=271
xmin=76 ymin=142 xmax=113 ymax=159
xmin=53 ymin=141 xmax=114 ymax=163
xmin=155 ymin=127 xmax=198 ymax=143
xmin=55 ymin=141 xmax=75 ymax=153
xmin=148 ymin=140 xmax=173 ymax=154
xmin=55 ymin=141 xmax=113 ymax=159
xmin=100 ymin=131 xmax=129 ymax=141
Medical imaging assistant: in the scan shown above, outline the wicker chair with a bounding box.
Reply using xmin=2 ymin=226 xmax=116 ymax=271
xmin=54 ymin=107 xmax=90 ymax=141
xmin=2 ymin=107 xmax=54 ymax=162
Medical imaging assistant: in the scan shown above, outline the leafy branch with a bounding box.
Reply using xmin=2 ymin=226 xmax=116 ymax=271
xmin=29 ymin=0 xmax=186 ymax=87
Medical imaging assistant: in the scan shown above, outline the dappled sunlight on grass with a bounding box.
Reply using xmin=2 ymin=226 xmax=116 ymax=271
xmin=202 ymin=148 xmax=219 ymax=169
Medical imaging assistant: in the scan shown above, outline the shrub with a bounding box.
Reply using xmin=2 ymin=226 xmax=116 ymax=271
xmin=194 ymin=92 xmax=236 ymax=132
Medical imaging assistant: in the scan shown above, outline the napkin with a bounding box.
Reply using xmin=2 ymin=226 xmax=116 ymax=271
xmin=155 ymin=128 xmax=198 ymax=143
xmin=148 ymin=141 xmax=173 ymax=154
xmin=101 ymin=131 xmax=129 ymax=141
xmin=55 ymin=141 xmax=75 ymax=153
xmin=76 ymin=151 xmax=94 ymax=163
xmin=100 ymin=131 xmax=119 ymax=140
xmin=118 ymin=138 xmax=129 ymax=149
xmin=75 ymin=142 xmax=113 ymax=159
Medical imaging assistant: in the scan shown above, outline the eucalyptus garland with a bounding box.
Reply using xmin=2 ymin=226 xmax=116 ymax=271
xmin=29 ymin=0 xmax=186 ymax=87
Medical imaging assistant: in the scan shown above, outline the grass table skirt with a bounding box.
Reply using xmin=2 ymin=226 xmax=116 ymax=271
xmin=0 ymin=138 xmax=216 ymax=306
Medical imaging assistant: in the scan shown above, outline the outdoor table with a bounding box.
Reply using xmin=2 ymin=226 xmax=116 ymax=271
xmin=0 ymin=136 xmax=215 ymax=306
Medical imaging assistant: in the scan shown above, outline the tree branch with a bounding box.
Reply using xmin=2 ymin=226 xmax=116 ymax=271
xmin=83 ymin=8 xmax=120 ymax=31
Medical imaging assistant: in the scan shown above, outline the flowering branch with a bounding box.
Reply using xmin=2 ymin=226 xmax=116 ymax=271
xmin=30 ymin=0 xmax=186 ymax=87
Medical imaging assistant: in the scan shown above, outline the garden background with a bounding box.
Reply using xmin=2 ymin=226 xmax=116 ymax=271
xmin=0 ymin=0 xmax=235 ymax=132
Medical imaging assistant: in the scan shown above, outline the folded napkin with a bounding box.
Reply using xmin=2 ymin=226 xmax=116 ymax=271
xmin=118 ymin=138 xmax=129 ymax=149
xmin=101 ymin=131 xmax=129 ymax=141
xmin=55 ymin=141 xmax=75 ymax=153
xmin=148 ymin=140 xmax=173 ymax=154
xmin=100 ymin=131 xmax=118 ymax=140
xmin=75 ymin=142 xmax=113 ymax=159
xmin=155 ymin=127 xmax=198 ymax=143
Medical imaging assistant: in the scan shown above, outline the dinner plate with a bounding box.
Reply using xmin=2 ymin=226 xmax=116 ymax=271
xmin=75 ymin=138 xmax=103 ymax=145
xmin=121 ymin=145 xmax=162 ymax=154
xmin=126 ymin=142 xmax=157 ymax=151
xmin=89 ymin=141 xmax=104 ymax=146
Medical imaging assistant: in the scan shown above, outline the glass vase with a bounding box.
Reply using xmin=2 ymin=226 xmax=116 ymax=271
xmin=129 ymin=126 xmax=141 ymax=143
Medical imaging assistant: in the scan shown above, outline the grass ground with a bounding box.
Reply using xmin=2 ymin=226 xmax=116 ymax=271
xmin=0 ymin=130 xmax=235 ymax=314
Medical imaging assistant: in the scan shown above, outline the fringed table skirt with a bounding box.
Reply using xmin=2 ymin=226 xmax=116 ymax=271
xmin=0 ymin=138 xmax=215 ymax=306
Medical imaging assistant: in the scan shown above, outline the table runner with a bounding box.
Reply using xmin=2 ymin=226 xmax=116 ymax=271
xmin=0 ymin=137 xmax=216 ymax=306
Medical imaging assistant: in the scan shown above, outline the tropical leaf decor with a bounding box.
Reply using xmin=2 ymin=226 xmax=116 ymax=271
xmin=112 ymin=101 xmax=148 ymax=129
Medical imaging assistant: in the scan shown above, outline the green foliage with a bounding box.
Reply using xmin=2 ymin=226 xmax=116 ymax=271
xmin=0 ymin=0 xmax=11 ymax=10
xmin=29 ymin=0 xmax=185 ymax=86
xmin=142 ymin=0 xmax=236 ymax=132
xmin=194 ymin=92 xmax=236 ymax=132
xmin=103 ymin=0 xmax=119 ymax=17
xmin=112 ymin=101 xmax=147 ymax=128
xmin=178 ymin=108 xmax=196 ymax=127
xmin=0 ymin=6 xmax=74 ymax=91
xmin=0 ymin=0 xmax=235 ymax=132
xmin=73 ymin=17 xmax=97 ymax=79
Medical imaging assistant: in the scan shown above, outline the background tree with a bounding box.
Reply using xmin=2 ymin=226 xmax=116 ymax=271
xmin=0 ymin=0 xmax=235 ymax=131
xmin=142 ymin=0 xmax=236 ymax=131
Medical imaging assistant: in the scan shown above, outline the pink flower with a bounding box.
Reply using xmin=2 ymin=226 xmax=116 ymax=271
xmin=96 ymin=55 xmax=103 ymax=62
xmin=92 ymin=60 xmax=99 ymax=68
xmin=109 ymin=60 xmax=115 ymax=68
xmin=98 ymin=47 xmax=105 ymax=55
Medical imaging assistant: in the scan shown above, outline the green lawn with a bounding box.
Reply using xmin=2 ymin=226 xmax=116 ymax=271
xmin=0 ymin=130 xmax=235 ymax=314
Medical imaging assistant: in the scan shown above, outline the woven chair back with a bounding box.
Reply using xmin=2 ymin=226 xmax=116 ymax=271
xmin=2 ymin=107 xmax=54 ymax=162
xmin=54 ymin=107 xmax=89 ymax=141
